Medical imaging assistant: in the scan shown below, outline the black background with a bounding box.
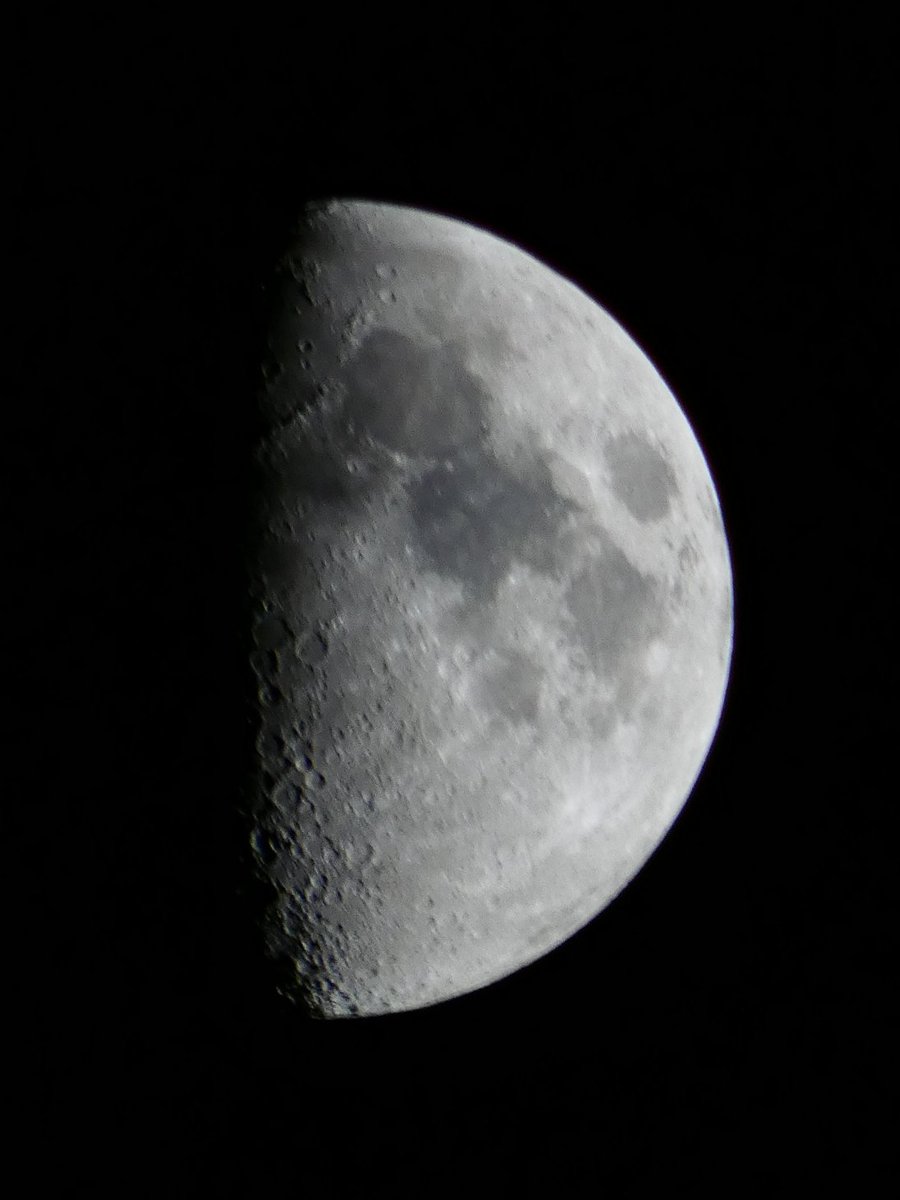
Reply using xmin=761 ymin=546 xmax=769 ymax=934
xmin=11 ymin=11 xmax=892 ymax=1187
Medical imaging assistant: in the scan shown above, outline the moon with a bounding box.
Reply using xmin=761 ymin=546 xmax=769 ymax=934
xmin=248 ymin=199 xmax=733 ymax=1018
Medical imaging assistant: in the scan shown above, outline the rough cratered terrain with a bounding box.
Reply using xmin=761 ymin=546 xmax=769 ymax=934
xmin=248 ymin=199 xmax=733 ymax=1018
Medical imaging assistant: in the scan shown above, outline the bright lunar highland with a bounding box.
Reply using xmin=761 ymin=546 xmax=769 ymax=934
xmin=249 ymin=199 xmax=733 ymax=1017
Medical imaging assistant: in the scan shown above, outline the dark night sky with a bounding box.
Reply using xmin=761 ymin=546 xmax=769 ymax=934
xmin=11 ymin=11 xmax=892 ymax=1186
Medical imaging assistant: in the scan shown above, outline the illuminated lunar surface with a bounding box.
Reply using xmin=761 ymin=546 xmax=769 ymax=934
xmin=248 ymin=199 xmax=733 ymax=1017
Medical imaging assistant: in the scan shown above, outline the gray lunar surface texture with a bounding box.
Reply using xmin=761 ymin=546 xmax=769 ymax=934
xmin=248 ymin=198 xmax=733 ymax=1018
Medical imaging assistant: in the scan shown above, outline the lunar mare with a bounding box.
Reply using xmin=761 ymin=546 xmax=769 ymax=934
xmin=249 ymin=199 xmax=733 ymax=1017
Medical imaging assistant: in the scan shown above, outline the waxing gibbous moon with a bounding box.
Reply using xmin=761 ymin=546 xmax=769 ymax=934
xmin=248 ymin=199 xmax=733 ymax=1018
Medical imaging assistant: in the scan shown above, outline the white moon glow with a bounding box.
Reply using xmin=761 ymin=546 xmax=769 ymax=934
xmin=249 ymin=199 xmax=733 ymax=1017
